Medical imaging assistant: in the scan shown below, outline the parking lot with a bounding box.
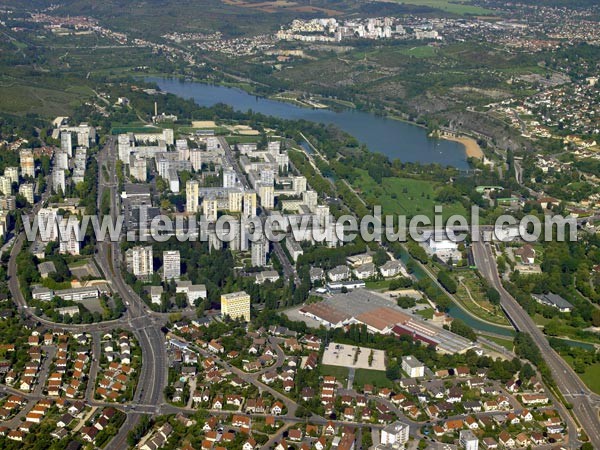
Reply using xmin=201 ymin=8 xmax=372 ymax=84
xmin=322 ymin=342 xmax=386 ymax=371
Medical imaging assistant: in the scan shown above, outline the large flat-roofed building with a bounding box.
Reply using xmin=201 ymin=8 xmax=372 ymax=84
xmin=221 ymin=291 xmax=251 ymax=321
xmin=296 ymin=289 xmax=476 ymax=354
xmin=300 ymin=302 xmax=352 ymax=328
xmin=54 ymin=286 xmax=99 ymax=301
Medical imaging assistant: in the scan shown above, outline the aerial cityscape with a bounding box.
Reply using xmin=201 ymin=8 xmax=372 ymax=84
xmin=0 ymin=0 xmax=598 ymax=449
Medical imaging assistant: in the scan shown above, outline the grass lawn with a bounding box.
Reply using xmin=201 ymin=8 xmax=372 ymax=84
xmin=353 ymin=169 xmax=466 ymax=220
xmin=225 ymin=135 xmax=262 ymax=145
xmin=354 ymin=369 xmax=393 ymax=389
xmin=398 ymin=46 xmax=437 ymax=58
xmin=68 ymin=258 xmax=92 ymax=267
xmin=563 ymin=355 xmax=600 ymax=394
xmin=415 ymin=308 xmax=435 ymax=320
xmin=365 ymin=279 xmax=391 ymax=290
xmin=320 ymin=365 xmax=349 ymax=383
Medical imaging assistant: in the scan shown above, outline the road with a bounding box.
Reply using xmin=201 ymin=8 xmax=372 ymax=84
xmin=218 ymin=136 xmax=299 ymax=285
xmin=473 ymin=240 xmax=600 ymax=448
xmin=95 ymin=137 xmax=168 ymax=450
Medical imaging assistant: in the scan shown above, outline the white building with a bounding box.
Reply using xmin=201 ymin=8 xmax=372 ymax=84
xmin=53 ymin=169 xmax=66 ymax=194
xmin=380 ymin=260 xmax=403 ymax=278
xmin=203 ymin=196 xmax=218 ymax=222
xmin=125 ymin=246 xmax=153 ymax=278
xmin=401 ymin=356 xmax=424 ymax=378
xmin=4 ymin=167 xmax=19 ymax=185
xmin=189 ymin=149 xmax=202 ymax=171
xmin=423 ymin=236 xmax=461 ymax=263
xmin=37 ymin=208 xmax=59 ymax=242
xmin=328 ymin=265 xmax=350 ymax=282
xmin=302 ymin=190 xmax=318 ymax=212
xmin=187 ymin=284 xmax=207 ymax=306
xmin=129 ymin=155 xmax=147 ymax=182
xmin=251 ymin=237 xmax=268 ymax=268
xmin=54 ymin=152 xmax=69 ymax=171
xmin=0 ymin=176 xmax=12 ymax=196
xmin=60 ymin=131 xmax=73 ymax=157
xmin=150 ymin=286 xmax=163 ymax=305
xmin=459 ymin=430 xmax=479 ymax=450
xmin=20 ymin=149 xmax=35 ymax=178
xmin=167 ymin=169 xmax=179 ymax=193
xmin=59 ymin=216 xmax=81 ymax=255
xmin=285 ymin=237 xmax=304 ymax=263
xmin=186 ymin=180 xmax=200 ymax=214
xmin=162 ymin=250 xmax=181 ymax=281
xmin=257 ymin=183 xmax=274 ymax=209
xmin=223 ymin=169 xmax=237 ymax=188
xmin=19 ymin=183 xmax=34 ymax=204
xmin=380 ymin=421 xmax=410 ymax=448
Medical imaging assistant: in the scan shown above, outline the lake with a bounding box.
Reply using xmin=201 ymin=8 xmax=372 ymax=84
xmin=148 ymin=77 xmax=469 ymax=169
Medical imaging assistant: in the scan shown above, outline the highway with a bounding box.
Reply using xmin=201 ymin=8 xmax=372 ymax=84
xmin=472 ymin=240 xmax=600 ymax=448
xmin=95 ymin=137 xmax=168 ymax=450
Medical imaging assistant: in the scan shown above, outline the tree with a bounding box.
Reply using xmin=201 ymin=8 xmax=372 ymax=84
xmin=450 ymin=319 xmax=477 ymax=341
xmin=437 ymin=271 xmax=457 ymax=294
xmin=486 ymin=287 xmax=500 ymax=305
xmin=520 ymin=363 xmax=535 ymax=381
xmin=373 ymin=248 xmax=389 ymax=266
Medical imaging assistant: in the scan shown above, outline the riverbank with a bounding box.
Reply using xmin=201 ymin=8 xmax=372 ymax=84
xmin=438 ymin=132 xmax=484 ymax=159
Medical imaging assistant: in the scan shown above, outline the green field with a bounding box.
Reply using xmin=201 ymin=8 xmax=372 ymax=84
xmin=320 ymin=365 xmax=349 ymax=382
xmin=0 ymin=84 xmax=82 ymax=116
xmin=354 ymin=369 xmax=393 ymax=388
xmin=387 ymin=0 xmax=494 ymax=15
xmin=398 ymin=46 xmax=438 ymax=58
xmin=486 ymin=335 xmax=514 ymax=351
xmin=353 ymin=169 xmax=466 ymax=219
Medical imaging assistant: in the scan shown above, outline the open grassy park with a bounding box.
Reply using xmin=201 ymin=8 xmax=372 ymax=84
xmin=387 ymin=0 xmax=494 ymax=15
xmin=353 ymin=169 xmax=467 ymax=219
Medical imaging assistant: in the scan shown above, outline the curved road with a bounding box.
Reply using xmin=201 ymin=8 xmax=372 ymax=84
xmin=473 ymin=240 xmax=600 ymax=448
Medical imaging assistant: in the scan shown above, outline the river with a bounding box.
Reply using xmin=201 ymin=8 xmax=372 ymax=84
xmin=148 ymin=77 xmax=469 ymax=169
